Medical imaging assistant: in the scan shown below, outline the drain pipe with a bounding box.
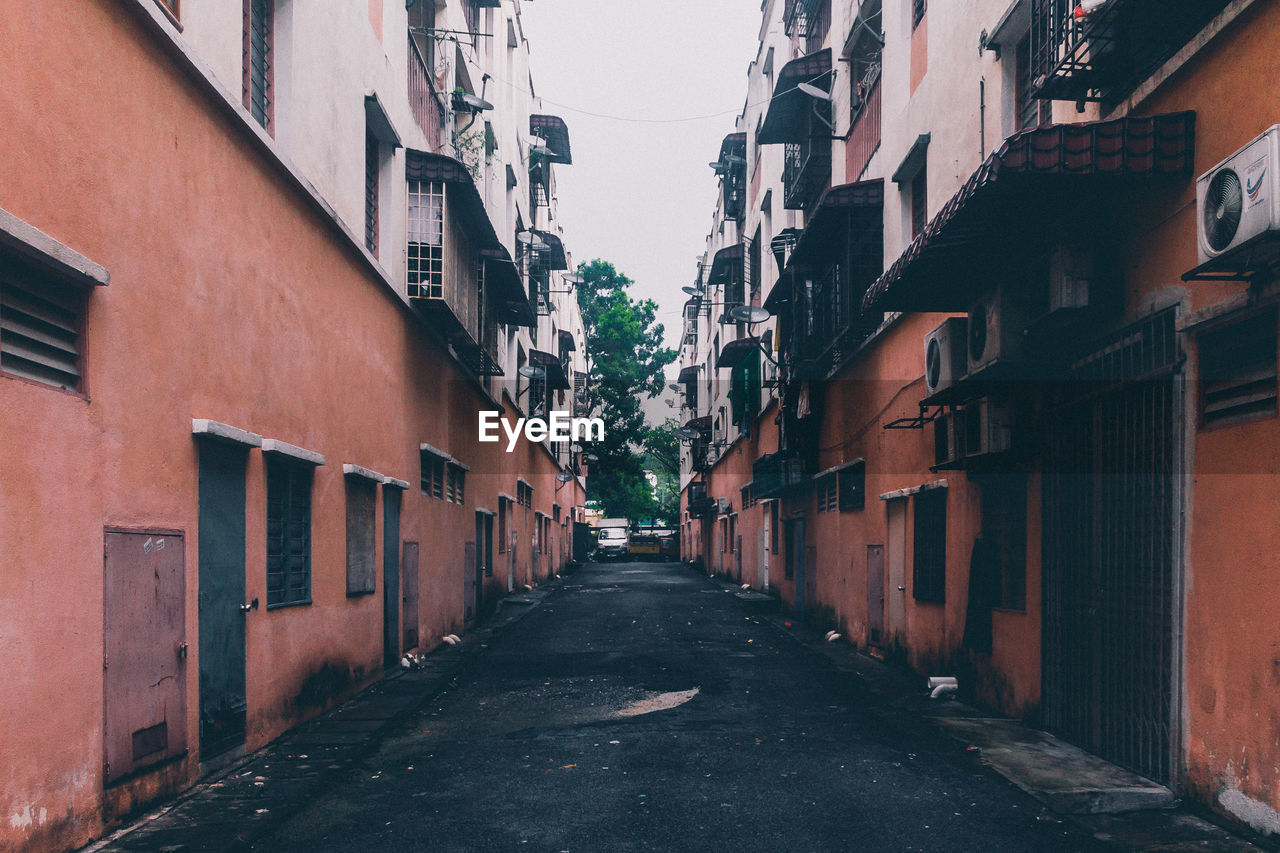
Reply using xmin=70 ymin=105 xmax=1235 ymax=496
xmin=928 ymin=676 xmax=958 ymax=699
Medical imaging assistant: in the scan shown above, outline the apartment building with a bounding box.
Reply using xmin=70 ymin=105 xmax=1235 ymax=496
xmin=679 ymin=0 xmax=1280 ymax=837
xmin=0 ymin=1 xmax=587 ymax=850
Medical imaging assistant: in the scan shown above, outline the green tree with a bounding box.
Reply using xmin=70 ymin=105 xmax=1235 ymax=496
xmin=644 ymin=418 xmax=681 ymax=525
xmin=576 ymin=260 xmax=677 ymax=522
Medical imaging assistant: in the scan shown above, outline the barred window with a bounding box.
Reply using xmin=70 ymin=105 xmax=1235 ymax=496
xmin=0 ymin=261 xmax=88 ymax=393
xmin=817 ymin=475 xmax=838 ymax=513
xmin=243 ymin=0 xmax=273 ymax=131
xmin=365 ymin=131 xmax=379 ymax=255
xmin=1200 ymin=308 xmax=1278 ymax=427
xmin=407 ymin=181 xmax=444 ymax=298
xmin=912 ymin=487 xmax=946 ymax=603
xmin=912 ymin=0 xmax=927 ymax=29
xmin=266 ymin=456 xmax=312 ymax=608
xmin=420 ymin=449 xmax=446 ymax=499
xmin=447 ymin=463 xmax=466 ymax=504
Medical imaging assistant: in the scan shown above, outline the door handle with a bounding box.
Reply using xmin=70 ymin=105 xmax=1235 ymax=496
xmin=177 ymin=642 xmax=188 ymax=660
xmin=240 ymin=598 xmax=259 ymax=613
xmin=898 ymin=586 xmax=906 ymax=591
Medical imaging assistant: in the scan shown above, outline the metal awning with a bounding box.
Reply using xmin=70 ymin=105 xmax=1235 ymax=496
xmin=759 ymin=49 xmax=832 ymax=145
xmin=862 ymin=112 xmax=1196 ymax=313
xmin=717 ymin=337 xmax=761 ymax=369
xmin=718 ymin=132 xmax=746 ymax=163
xmin=559 ymin=329 xmax=576 ymax=352
xmin=478 ymin=246 xmax=534 ymax=327
xmin=530 ymin=348 xmax=571 ymax=390
xmin=677 ymin=365 xmax=699 ymax=383
xmin=765 ymin=179 xmax=884 ymax=311
xmin=684 ymin=414 xmax=712 ymax=433
xmin=413 ymin=300 xmax=503 ymax=376
xmin=707 ymin=243 xmax=745 ymax=286
xmin=531 ymin=230 xmax=568 ymax=270
xmin=407 ymin=149 xmax=505 ymax=253
xmin=530 ymin=115 xmax=572 ymax=164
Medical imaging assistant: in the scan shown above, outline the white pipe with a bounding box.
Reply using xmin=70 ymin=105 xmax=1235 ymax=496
xmin=930 ymin=683 xmax=958 ymax=700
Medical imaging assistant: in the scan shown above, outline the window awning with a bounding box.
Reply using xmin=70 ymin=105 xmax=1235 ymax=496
xmin=759 ymin=49 xmax=832 ymax=145
xmin=862 ymin=112 xmax=1196 ymax=313
xmin=531 ymin=230 xmax=568 ymax=270
xmin=677 ymin=365 xmax=699 ymax=383
xmin=717 ymin=337 xmax=761 ymax=369
xmin=707 ymin=243 xmax=745 ymax=286
xmin=530 ymin=115 xmax=572 ymax=164
xmin=407 ymin=149 xmax=504 ymax=254
xmin=478 ymin=246 xmax=534 ymax=327
xmin=559 ymin=328 xmax=576 ymax=352
xmin=765 ymin=179 xmax=884 ymax=311
xmin=718 ymin=132 xmax=747 ymax=164
xmin=529 ymin=348 xmax=571 ymax=390
xmin=684 ymin=414 xmax=712 ymax=434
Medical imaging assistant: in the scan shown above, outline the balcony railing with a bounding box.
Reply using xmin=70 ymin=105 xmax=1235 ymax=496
xmin=753 ymin=452 xmax=807 ymax=499
xmin=846 ymin=70 xmax=881 ymax=182
xmin=783 ymin=133 xmax=831 ymax=212
xmin=408 ymin=34 xmax=446 ymax=150
xmin=1029 ymin=0 xmax=1232 ymax=104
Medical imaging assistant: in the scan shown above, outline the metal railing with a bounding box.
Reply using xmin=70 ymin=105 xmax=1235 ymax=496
xmin=408 ymin=33 xmax=446 ymax=150
xmin=783 ymin=134 xmax=831 ymax=212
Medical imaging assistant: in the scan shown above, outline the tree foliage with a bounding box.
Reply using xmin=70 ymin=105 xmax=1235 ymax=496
xmin=576 ymin=260 xmax=677 ymax=522
xmin=644 ymin=418 xmax=681 ymax=525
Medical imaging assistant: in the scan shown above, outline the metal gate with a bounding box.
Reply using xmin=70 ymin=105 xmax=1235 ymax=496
xmin=1042 ymin=308 xmax=1180 ymax=784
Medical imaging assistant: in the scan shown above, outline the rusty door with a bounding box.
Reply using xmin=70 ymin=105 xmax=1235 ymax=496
xmin=196 ymin=439 xmax=247 ymax=760
xmin=104 ymin=530 xmax=187 ymax=784
xmin=402 ymin=542 xmax=420 ymax=649
xmin=382 ymin=488 xmax=401 ymax=667
xmin=866 ymin=545 xmax=886 ymax=646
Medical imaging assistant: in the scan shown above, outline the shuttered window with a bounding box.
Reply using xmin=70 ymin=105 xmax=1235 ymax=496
xmin=838 ymin=461 xmax=866 ymax=512
xmin=912 ymin=487 xmax=946 ymax=603
xmin=421 ymin=449 xmax=446 ymax=499
xmin=267 ymin=457 xmax=312 ymax=608
xmin=345 ymin=476 xmax=377 ymax=595
xmin=447 ymin=463 xmax=466 ymax=504
xmin=0 ymin=264 xmax=87 ymax=393
xmin=817 ymin=475 xmax=838 ymax=513
xmin=1199 ymin=309 xmax=1278 ymax=427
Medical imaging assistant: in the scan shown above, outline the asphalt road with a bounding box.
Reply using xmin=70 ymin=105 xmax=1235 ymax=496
xmin=248 ymin=561 xmax=1102 ymax=852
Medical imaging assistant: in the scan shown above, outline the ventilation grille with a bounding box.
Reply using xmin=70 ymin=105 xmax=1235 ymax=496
xmin=0 ymin=276 xmax=84 ymax=392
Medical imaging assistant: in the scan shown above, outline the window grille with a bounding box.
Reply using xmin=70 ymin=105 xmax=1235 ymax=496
xmin=365 ymin=132 xmax=379 ymax=254
xmin=910 ymin=166 xmax=928 ymax=238
xmin=447 ymin=463 xmax=467 ymax=504
xmin=266 ymin=456 xmax=312 ymax=607
xmin=817 ymin=475 xmax=838 ymax=512
xmin=912 ymin=0 xmax=926 ymax=29
xmin=244 ymin=0 xmax=272 ymax=130
xmin=837 ymin=461 xmax=865 ymax=511
xmin=912 ymin=487 xmax=946 ymax=603
xmin=421 ymin=449 xmax=446 ymax=499
xmin=407 ymin=181 xmax=445 ymax=298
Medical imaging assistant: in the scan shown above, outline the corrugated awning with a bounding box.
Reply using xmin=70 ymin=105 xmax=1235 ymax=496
xmin=862 ymin=112 xmax=1196 ymax=313
xmin=478 ymin=246 xmax=534 ymax=327
xmin=707 ymin=243 xmax=745 ymax=286
xmin=531 ymin=230 xmax=568 ymax=270
xmin=684 ymin=414 xmax=712 ymax=433
xmin=530 ymin=114 xmax=572 ymax=164
xmin=530 ymin=348 xmax=571 ymax=390
xmin=407 ymin=149 xmax=504 ymax=253
xmin=677 ymin=365 xmax=699 ymax=383
xmin=718 ymin=132 xmax=746 ymax=162
xmin=764 ymin=179 xmax=884 ymax=311
xmin=759 ymin=49 xmax=832 ymax=145
xmin=559 ymin=329 xmax=576 ymax=352
xmin=717 ymin=337 xmax=760 ymax=369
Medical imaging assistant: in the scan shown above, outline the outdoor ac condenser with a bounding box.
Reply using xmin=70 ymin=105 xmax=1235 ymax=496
xmin=923 ymin=316 xmax=967 ymax=398
xmin=1197 ymin=125 xmax=1280 ymax=264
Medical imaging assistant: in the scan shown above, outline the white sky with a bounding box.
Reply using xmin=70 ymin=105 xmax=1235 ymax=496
xmin=520 ymin=0 xmax=764 ymax=362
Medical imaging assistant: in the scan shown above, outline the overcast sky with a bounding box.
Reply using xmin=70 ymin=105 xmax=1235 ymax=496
xmin=520 ymin=0 xmax=764 ymax=364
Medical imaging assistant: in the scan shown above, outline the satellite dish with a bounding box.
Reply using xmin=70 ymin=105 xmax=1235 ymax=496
xmin=722 ymin=154 xmax=747 ymax=167
xmin=681 ymin=285 xmax=701 ymax=296
xmin=518 ymin=365 xmax=545 ymax=379
xmin=570 ymin=443 xmax=584 ymax=453
xmin=730 ymin=305 xmax=772 ymax=324
xmin=797 ymin=81 xmax=833 ymax=102
xmin=709 ymin=161 xmax=727 ymax=174
xmin=584 ymin=454 xmax=599 ymax=462
xmin=455 ymin=92 xmax=493 ymax=112
xmin=668 ymin=383 xmax=682 ymax=392
xmin=676 ymin=427 xmax=700 ymax=440
xmin=556 ymin=471 xmax=574 ymax=483
xmin=516 ymin=231 xmax=550 ymax=251
xmin=562 ymin=273 xmax=584 ymax=285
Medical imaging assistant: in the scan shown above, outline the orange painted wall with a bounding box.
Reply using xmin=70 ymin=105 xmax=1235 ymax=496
xmin=1129 ymin=0 xmax=1280 ymax=827
xmin=0 ymin=3 xmax=575 ymax=851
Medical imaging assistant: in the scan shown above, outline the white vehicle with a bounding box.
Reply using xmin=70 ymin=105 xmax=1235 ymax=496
xmin=596 ymin=519 xmax=631 ymax=560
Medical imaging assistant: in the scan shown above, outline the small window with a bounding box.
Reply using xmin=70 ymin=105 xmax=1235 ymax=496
xmin=446 ymin=463 xmax=466 ymax=504
xmin=817 ymin=475 xmax=838 ymax=513
xmin=407 ymin=181 xmax=445 ymax=298
xmin=912 ymin=487 xmax=946 ymax=603
xmin=364 ymin=130 xmax=379 ymax=254
xmin=420 ymin=449 xmax=446 ymax=499
xmin=266 ymin=456 xmax=312 ymax=608
xmin=498 ymin=497 xmax=509 ymax=553
xmin=838 ymin=461 xmax=866 ymax=512
xmin=912 ymin=0 xmax=927 ymax=29
xmin=345 ymin=476 xmax=377 ymax=595
xmin=0 ymin=262 xmax=89 ymax=393
xmin=910 ymin=165 xmax=928 ymax=238
xmin=243 ymin=0 xmax=274 ymax=131
xmin=1199 ymin=309 xmax=1278 ymax=428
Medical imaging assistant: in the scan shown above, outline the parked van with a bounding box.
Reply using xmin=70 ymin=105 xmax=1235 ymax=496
xmin=596 ymin=518 xmax=630 ymax=561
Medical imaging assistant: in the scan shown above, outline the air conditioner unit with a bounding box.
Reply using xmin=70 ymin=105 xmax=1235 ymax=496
xmin=967 ymin=284 xmax=1028 ymax=374
xmin=1047 ymin=245 xmax=1093 ymax=314
xmin=964 ymin=398 xmax=1013 ymax=459
xmin=1197 ymin=125 xmax=1280 ymax=264
xmin=923 ymin=317 xmax=968 ymax=397
xmin=933 ymin=410 xmax=963 ymax=468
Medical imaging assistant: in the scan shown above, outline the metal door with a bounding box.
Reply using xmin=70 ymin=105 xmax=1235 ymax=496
xmin=482 ymin=513 xmax=494 ymax=589
xmin=464 ymin=540 xmax=478 ymax=621
xmin=104 ymin=530 xmax=187 ymax=784
xmin=1042 ymin=308 xmax=1179 ymax=784
xmin=792 ymin=519 xmax=806 ymax=615
xmin=196 ymin=440 xmax=247 ymax=759
xmin=867 ymin=545 xmax=886 ymax=646
xmin=715 ymin=526 xmax=723 ymax=576
xmin=757 ymin=528 xmax=769 ymax=591
xmin=887 ymin=499 xmax=907 ymax=640
xmin=735 ymin=535 xmax=742 ymax=582
xmin=402 ymin=542 xmax=420 ymax=649
xmin=382 ymin=488 xmax=401 ymax=668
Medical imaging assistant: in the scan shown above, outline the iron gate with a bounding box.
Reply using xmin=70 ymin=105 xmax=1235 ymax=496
xmin=1042 ymin=308 xmax=1180 ymax=784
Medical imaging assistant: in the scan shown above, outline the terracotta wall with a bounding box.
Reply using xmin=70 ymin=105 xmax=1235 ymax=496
xmin=0 ymin=3 xmax=574 ymax=850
